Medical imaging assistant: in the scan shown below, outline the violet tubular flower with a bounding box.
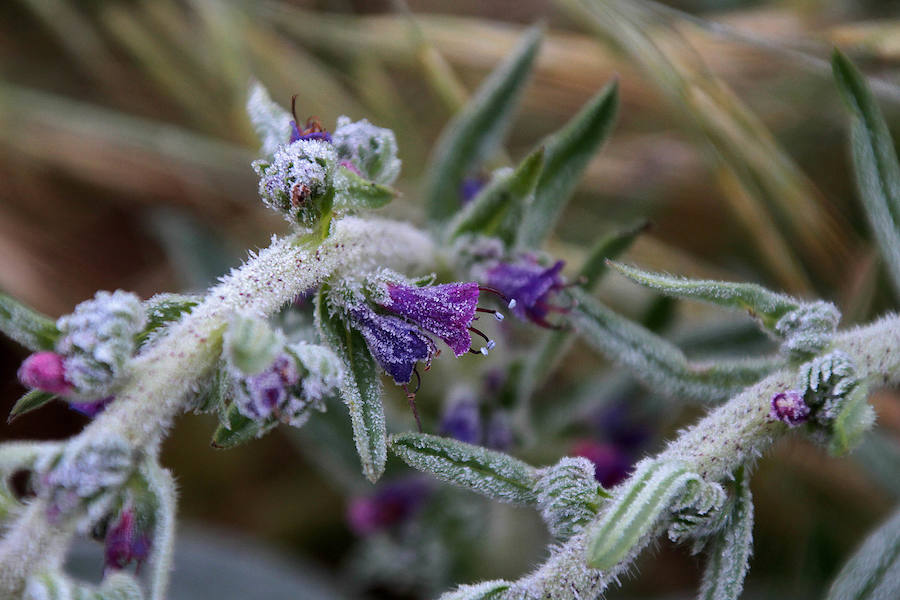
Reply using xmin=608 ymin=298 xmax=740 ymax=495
xmin=485 ymin=258 xmax=569 ymax=328
xmin=348 ymin=304 xmax=436 ymax=386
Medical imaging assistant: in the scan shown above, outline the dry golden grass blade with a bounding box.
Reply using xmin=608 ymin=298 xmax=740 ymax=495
xmin=560 ymin=0 xmax=853 ymax=294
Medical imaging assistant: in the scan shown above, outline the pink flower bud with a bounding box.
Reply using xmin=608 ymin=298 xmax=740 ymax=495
xmin=17 ymin=351 xmax=72 ymax=395
xmin=769 ymin=390 xmax=810 ymax=427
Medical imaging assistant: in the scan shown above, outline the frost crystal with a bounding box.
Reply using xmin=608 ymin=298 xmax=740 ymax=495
xmin=252 ymin=139 xmax=337 ymax=228
xmin=332 ymin=115 xmax=401 ymax=185
xmin=55 ymin=290 xmax=145 ymax=400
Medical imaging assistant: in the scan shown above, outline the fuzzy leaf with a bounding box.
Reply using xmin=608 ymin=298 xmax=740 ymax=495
xmin=833 ymin=50 xmax=900 ymax=299
xmin=334 ymin=165 xmax=397 ymax=211
xmin=699 ymin=469 xmax=754 ymax=600
xmin=828 ymin=384 xmax=876 ymax=457
xmin=317 ymin=291 xmax=386 ymax=483
xmin=448 ymin=147 xmax=545 ymax=245
xmin=223 ymin=313 xmax=285 ymax=376
xmin=586 ymin=460 xmax=702 ymax=569
xmin=826 ymin=506 xmax=900 ymax=600
xmin=246 ymin=80 xmax=292 ymax=157
xmin=568 ymin=288 xmax=778 ymax=402
xmin=424 ymin=25 xmax=542 ymax=225
xmin=211 ymin=404 xmax=274 ymax=449
xmin=8 ymin=389 xmax=56 ymax=422
xmin=516 ymin=80 xmax=619 ymax=248
xmin=136 ymin=294 xmax=199 ymax=348
xmin=390 ymin=432 xmax=537 ymax=505
xmin=438 ymin=580 xmax=511 ymax=600
xmin=0 ymin=292 xmax=60 ymax=352
xmin=609 ymin=262 xmax=800 ymax=330
xmin=855 ymin=432 xmax=900 ymax=499
xmin=193 ymin=362 xmax=230 ymax=417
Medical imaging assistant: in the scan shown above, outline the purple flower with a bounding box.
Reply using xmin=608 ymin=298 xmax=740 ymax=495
xmin=769 ymin=390 xmax=810 ymax=427
xmin=69 ymin=397 xmax=114 ymax=418
xmin=439 ymin=398 xmax=482 ymax=444
xmin=289 ymin=113 xmax=332 ymax=143
xmin=104 ymin=506 xmax=152 ymax=573
xmin=349 ymin=304 xmax=436 ymax=385
xmin=18 ymin=351 xmax=72 ymax=396
xmin=484 ymin=258 xmax=567 ymax=328
xmin=235 ymin=354 xmax=300 ymax=420
xmin=485 ymin=411 xmax=513 ymax=450
xmin=379 ymin=282 xmax=480 ymax=357
xmin=346 ymin=477 xmax=431 ymax=535
xmin=572 ymin=440 xmax=632 ymax=488
xmin=460 ymin=175 xmax=487 ymax=205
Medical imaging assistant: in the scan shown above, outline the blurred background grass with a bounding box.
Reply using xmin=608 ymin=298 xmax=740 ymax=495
xmin=1 ymin=0 xmax=899 ymax=598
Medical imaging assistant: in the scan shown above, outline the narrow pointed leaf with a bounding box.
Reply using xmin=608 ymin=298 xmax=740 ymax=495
xmin=334 ymin=166 xmax=397 ymax=211
xmin=137 ymin=294 xmax=200 ymax=348
xmin=516 ymin=80 xmax=619 ymax=248
xmin=317 ymin=291 xmax=386 ymax=483
xmin=390 ymin=432 xmax=537 ymax=505
xmin=211 ymin=404 xmax=275 ymax=449
xmin=9 ymin=390 xmax=56 ymax=422
xmin=568 ymin=288 xmax=778 ymax=402
xmin=448 ymin=147 xmax=545 ymax=245
xmin=586 ymin=460 xmax=701 ymax=569
xmin=438 ymin=580 xmax=511 ymax=600
xmin=699 ymin=468 xmax=754 ymax=600
xmin=608 ymin=262 xmax=800 ymax=330
xmin=424 ymin=25 xmax=542 ymax=225
xmin=0 ymin=293 xmax=60 ymax=352
xmin=828 ymin=384 xmax=876 ymax=457
xmin=826 ymin=506 xmax=900 ymax=600
xmin=833 ymin=50 xmax=900 ymax=298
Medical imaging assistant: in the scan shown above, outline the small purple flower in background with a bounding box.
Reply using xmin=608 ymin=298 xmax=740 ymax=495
xmin=104 ymin=505 xmax=152 ymax=573
xmin=485 ymin=411 xmax=514 ymax=451
xmin=769 ymin=390 xmax=810 ymax=427
xmin=439 ymin=397 xmax=482 ymax=444
xmin=484 ymin=257 xmax=568 ymax=328
xmin=18 ymin=351 xmax=72 ymax=396
xmin=347 ymin=477 xmax=431 ymax=535
xmin=460 ymin=175 xmax=487 ymax=206
xmin=69 ymin=397 xmax=114 ymax=418
xmin=572 ymin=440 xmax=632 ymax=488
xmin=349 ymin=304 xmax=436 ymax=386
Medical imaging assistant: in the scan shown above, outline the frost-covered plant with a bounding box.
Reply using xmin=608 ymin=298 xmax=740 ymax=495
xmin=1 ymin=26 xmax=899 ymax=600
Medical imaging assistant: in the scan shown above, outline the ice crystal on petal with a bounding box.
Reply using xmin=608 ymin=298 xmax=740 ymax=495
xmin=348 ymin=304 xmax=435 ymax=384
xmin=381 ymin=282 xmax=479 ymax=357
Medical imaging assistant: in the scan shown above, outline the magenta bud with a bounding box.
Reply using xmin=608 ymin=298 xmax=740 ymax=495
xmin=769 ymin=390 xmax=810 ymax=427
xmin=17 ymin=351 xmax=72 ymax=395
xmin=104 ymin=507 xmax=152 ymax=572
xmin=339 ymin=159 xmax=362 ymax=176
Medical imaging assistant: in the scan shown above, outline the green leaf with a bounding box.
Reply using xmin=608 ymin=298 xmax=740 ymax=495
xmin=211 ymin=404 xmax=275 ymax=449
xmin=424 ymin=25 xmax=542 ymax=225
xmin=516 ymin=80 xmax=620 ymax=248
xmin=223 ymin=313 xmax=285 ymax=376
xmin=193 ymin=361 xmax=230 ymax=417
xmin=8 ymin=389 xmax=56 ymax=423
xmin=828 ymin=384 xmax=876 ymax=457
xmin=438 ymin=580 xmax=511 ymax=600
xmin=699 ymin=468 xmax=754 ymax=600
xmin=854 ymin=432 xmax=900 ymax=499
xmin=334 ymin=165 xmax=397 ymax=211
xmin=389 ymin=432 xmax=537 ymax=505
xmin=0 ymin=292 xmax=60 ymax=352
xmin=608 ymin=262 xmax=800 ymax=331
xmin=586 ymin=460 xmax=701 ymax=569
xmin=137 ymin=294 xmax=200 ymax=348
xmin=833 ymin=50 xmax=900 ymax=299
xmin=316 ymin=290 xmax=386 ymax=483
xmin=826 ymin=506 xmax=900 ymax=600
xmin=579 ymin=221 xmax=650 ymax=290
xmin=568 ymin=288 xmax=778 ymax=403
xmin=448 ymin=147 xmax=545 ymax=246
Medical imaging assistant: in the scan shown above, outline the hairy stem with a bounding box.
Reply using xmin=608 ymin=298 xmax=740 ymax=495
xmin=501 ymin=313 xmax=900 ymax=599
xmin=0 ymin=216 xmax=434 ymax=596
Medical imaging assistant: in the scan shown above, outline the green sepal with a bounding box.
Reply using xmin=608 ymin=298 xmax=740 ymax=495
xmin=825 ymin=506 xmax=900 ymax=600
xmin=424 ymin=25 xmax=542 ymax=225
xmin=608 ymin=262 xmax=800 ymax=331
xmin=832 ymin=50 xmax=900 ymax=298
xmin=316 ymin=289 xmax=386 ymax=483
xmin=448 ymin=146 xmax=545 ymax=246
xmin=0 ymin=292 xmax=60 ymax=352
xmin=211 ymin=404 xmax=276 ymax=450
xmin=389 ymin=432 xmax=537 ymax=505
xmin=698 ymin=467 xmax=754 ymax=600
xmin=334 ymin=165 xmax=397 ymax=211
xmin=192 ymin=361 xmax=230 ymax=418
xmin=8 ymin=389 xmax=57 ymax=423
xmin=585 ymin=460 xmax=701 ymax=569
xmin=516 ymin=80 xmax=620 ymax=248
xmin=828 ymin=383 xmax=875 ymax=457
xmin=568 ymin=288 xmax=779 ymax=403
xmin=223 ymin=314 xmax=284 ymax=376
xmin=136 ymin=294 xmax=200 ymax=348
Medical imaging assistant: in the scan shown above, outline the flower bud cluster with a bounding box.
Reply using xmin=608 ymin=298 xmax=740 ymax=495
xmin=55 ymin=290 xmax=146 ymax=400
xmin=535 ymin=457 xmax=602 ymax=541
xmin=332 ymin=116 xmax=401 ymax=185
xmin=775 ymin=300 xmax=841 ymax=357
